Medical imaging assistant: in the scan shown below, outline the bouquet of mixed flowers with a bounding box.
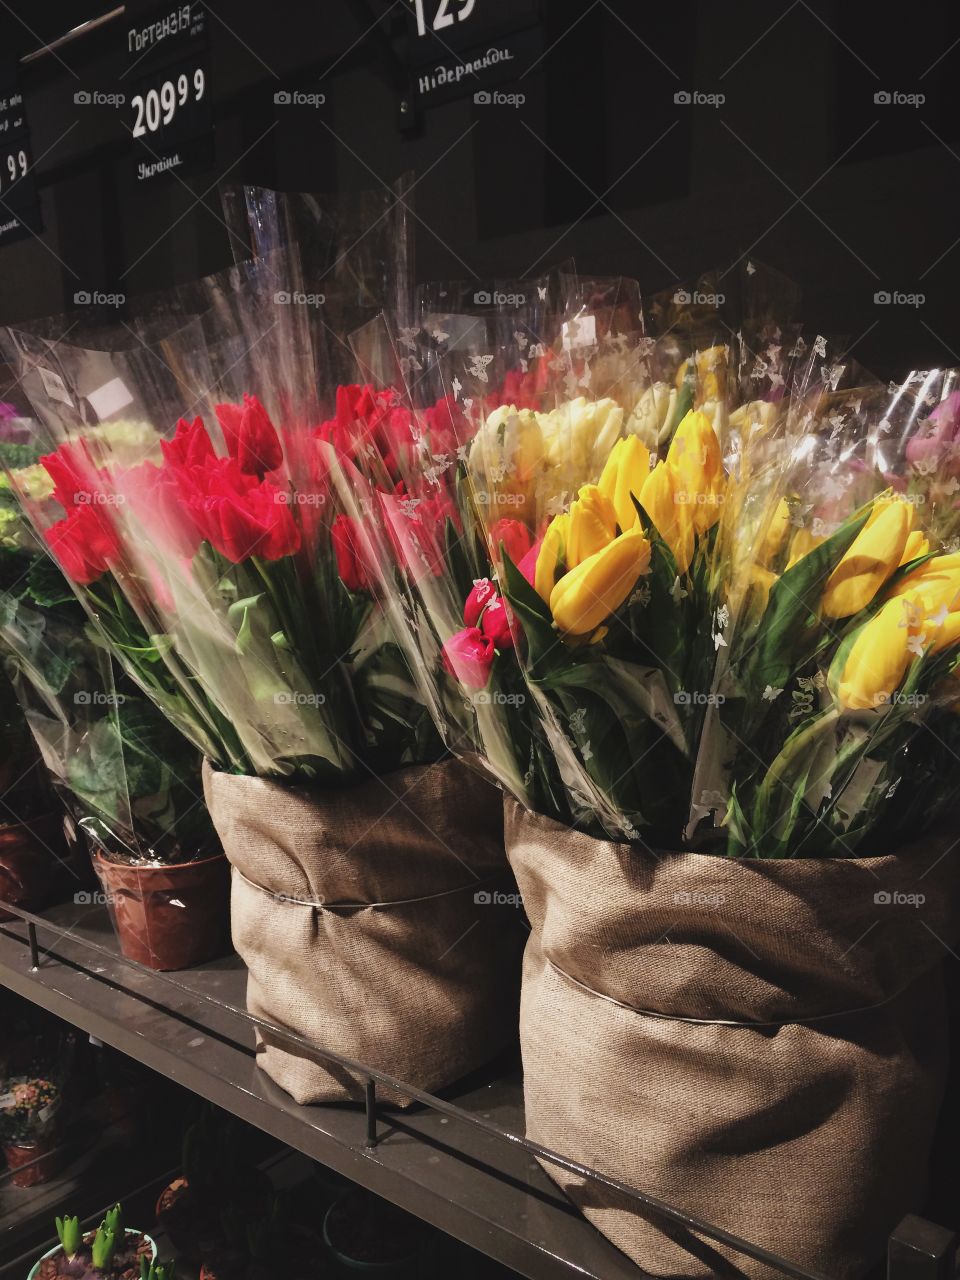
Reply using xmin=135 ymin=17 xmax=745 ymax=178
xmin=342 ymin=280 xmax=829 ymax=848
xmin=334 ymin=281 xmax=960 ymax=1278
xmin=0 ymin=1074 xmax=60 ymax=1146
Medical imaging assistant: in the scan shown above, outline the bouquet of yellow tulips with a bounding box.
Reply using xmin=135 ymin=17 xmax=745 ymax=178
xmin=698 ymin=366 xmax=960 ymax=856
xmin=456 ymin=321 xmax=826 ymax=845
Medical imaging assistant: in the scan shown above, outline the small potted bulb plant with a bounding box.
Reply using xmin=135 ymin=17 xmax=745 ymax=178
xmin=0 ymin=1075 xmax=62 ymax=1187
xmin=27 ymin=1203 xmax=168 ymax=1279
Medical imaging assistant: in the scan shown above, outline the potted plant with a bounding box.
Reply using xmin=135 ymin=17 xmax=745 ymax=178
xmin=156 ymin=1111 xmax=271 ymax=1263
xmin=0 ymin=1075 xmax=62 ymax=1187
xmin=0 ymin=432 xmax=228 ymax=970
xmin=322 ymin=1188 xmax=428 ymax=1275
xmin=27 ymin=1204 xmax=164 ymax=1278
xmin=199 ymin=1197 xmax=326 ymax=1280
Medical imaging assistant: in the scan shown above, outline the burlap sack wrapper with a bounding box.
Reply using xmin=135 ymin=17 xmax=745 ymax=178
xmin=506 ymin=799 xmax=960 ymax=1280
xmin=204 ymin=758 xmax=520 ymax=1104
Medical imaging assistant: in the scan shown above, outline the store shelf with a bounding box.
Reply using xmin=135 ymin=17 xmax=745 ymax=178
xmin=0 ymin=901 xmax=640 ymax=1280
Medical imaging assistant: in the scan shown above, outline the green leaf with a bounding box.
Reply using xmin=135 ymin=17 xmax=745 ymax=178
xmin=25 ymin=555 xmax=75 ymax=609
xmin=744 ymin=505 xmax=871 ymax=693
xmin=227 ymin=593 xmax=265 ymax=657
xmin=444 ymin=514 xmax=476 ymax=603
xmin=499 ymin=549 xmax=559 ymax=675
xmin=664 ymin=364 xmax=695 ymax=440
xmin=750 ymin=707 xmax=841 ymax=855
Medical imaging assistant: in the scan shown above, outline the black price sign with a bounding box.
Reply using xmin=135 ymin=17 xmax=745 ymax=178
xmin=403 ymin=0 xmax=542 ymax=106
xmin=409 ymin=0 xmax=477 ymax=39
xmin=123 ymin=2 xmax=212 ymax=181
xmin=0 ymin=59 xmax=41 ymax=246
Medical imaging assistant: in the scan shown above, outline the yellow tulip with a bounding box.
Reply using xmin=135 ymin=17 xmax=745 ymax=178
xmin=550 ymin=527 xmax=652 ymax=636
xmin=674 ymin=347 xmax=727 ymax=405
xmin=468 ymin=405 xmax=544 ymax=520
xmin=566 ymin=484 xmax=618 ymax=567
xmin=900 ymin=551 xmax=960 ymax=579
xmin=889 ymin=554 xmax=960 ymax=613
xmin=761 ymin=498 xmax=791 ymax=566
xmin=786 ymin=526 xmax=824 ymax=570
xmin=639 ymin=460 xmax=694 ymax=574
xmin=749 ymin=564 xmax=777 ymax=611
xmin=929 ymin=610 xmax=960 ymax=654
xmin=821 ymin=499 xmax=913 ymax=619
xmin=838 ymin=597 xmax=915 ymax=711
xmin=534 ymin=513 xmax=569 ymax=603
xmin=666 ymin=409 xmax=725 ymax=536
xmin=625 ymin=382 xmax=676 ymax=450
xmin=695 ymin=345 xmax=727 ymax=406
xmin=597 ymin=435 xmax=649 ymax=533
xmin=899 ymin=529 xmax=930 ymax=566
xmin=537 ymin=397 xmax=623 ymax=485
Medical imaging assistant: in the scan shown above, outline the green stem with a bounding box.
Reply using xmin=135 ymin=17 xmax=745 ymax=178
xmin=751 ymin=706 xmax=841 ymax=855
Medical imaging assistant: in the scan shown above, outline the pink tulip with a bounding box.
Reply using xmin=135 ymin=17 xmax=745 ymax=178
xmin=441 ymin=627 xmax=495 ymax=689
xmin=463 ymin=577 xmax=497 ymax=627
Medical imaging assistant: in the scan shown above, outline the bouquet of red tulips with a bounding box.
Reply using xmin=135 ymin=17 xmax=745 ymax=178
xmin=3 ymin=244 xmax=517 ymax=1103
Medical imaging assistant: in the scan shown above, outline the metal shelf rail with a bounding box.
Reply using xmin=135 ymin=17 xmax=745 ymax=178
xmin=0 ymin=897 xmax=954 ymax=1280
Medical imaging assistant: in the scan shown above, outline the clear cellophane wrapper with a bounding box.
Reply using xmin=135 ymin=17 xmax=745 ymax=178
xmin=0 ymin=426 xmax=211 ymax=863
xmin=2 ymin=252 xmax=439 ymax=789
xmin=693 ymin=362 xmax=960 ymax=856
xmin=398 ymin=295 xmax=848 ymax=848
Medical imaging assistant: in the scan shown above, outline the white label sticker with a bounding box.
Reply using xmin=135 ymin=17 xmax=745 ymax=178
xmin=37 ymin=366 xmax=73 ymax=407
xmin=87 ymin=377 xmax=134 ymax=420
xmin=38 ymin=1100 xmax=59 ymax=1124
xmin=561 ymin=315 xmax=597 ymax=351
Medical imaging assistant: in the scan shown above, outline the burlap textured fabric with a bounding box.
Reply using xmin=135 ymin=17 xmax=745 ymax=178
xmin=204 ymin=758 xmax=520 ymax=1104
xmin=506 ymin=800 xmax=960 ymax=1280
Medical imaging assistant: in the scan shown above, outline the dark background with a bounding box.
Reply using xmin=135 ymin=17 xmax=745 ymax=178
xmin=0 ymin=0 xmax=958 ymax=379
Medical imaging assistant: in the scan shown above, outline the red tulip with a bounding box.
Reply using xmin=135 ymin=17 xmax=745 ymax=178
xmin=441 ymin=627 xmax=495 ymax=690
xmin=380 ymin=484 xmax=460 ymax=582
xmin=44 ymin=503 xmax=120 ymax=584
xmin=202 ymin=482 xmax=300 ymax=562
xmin=215 ymin=394 xmax=283 ymax=477
xmin=488 ymin=518 xmax=533 ymax=567
xmin=463 ymin=577 xmax=497 ymax=627
xmin=116 ymin=460 xmax=202 ymax=556
xmin=161 ymin=416 xmax=216 ymax=469
xmin=315 ymin=384 xmax=419 ymax=482
xmin=331 ymin=515 xmax=370 ymax=593
xmin=40 ymin=441 xmax=101 ymax=510
xmin=517 ymin=537 xmax=542 ymax=586
xmin=480 ymin=597 xmax=515 ymax=650
xmin=167 ymin=454 xmax=299 ymax=563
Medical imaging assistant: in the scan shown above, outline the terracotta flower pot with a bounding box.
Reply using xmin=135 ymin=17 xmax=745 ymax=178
xmin=155 ymin=1176 xmax=200 ymax=1260
xmin=92 ymin=851 xmax=230 ymax=971
xmin=0 ymin=813 xmax=69 ymax=923
xmin=3 ymin=1131 xmax=64 ymax=1187
xmin=322 ymin=1190 xmax=424 ymax=1274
